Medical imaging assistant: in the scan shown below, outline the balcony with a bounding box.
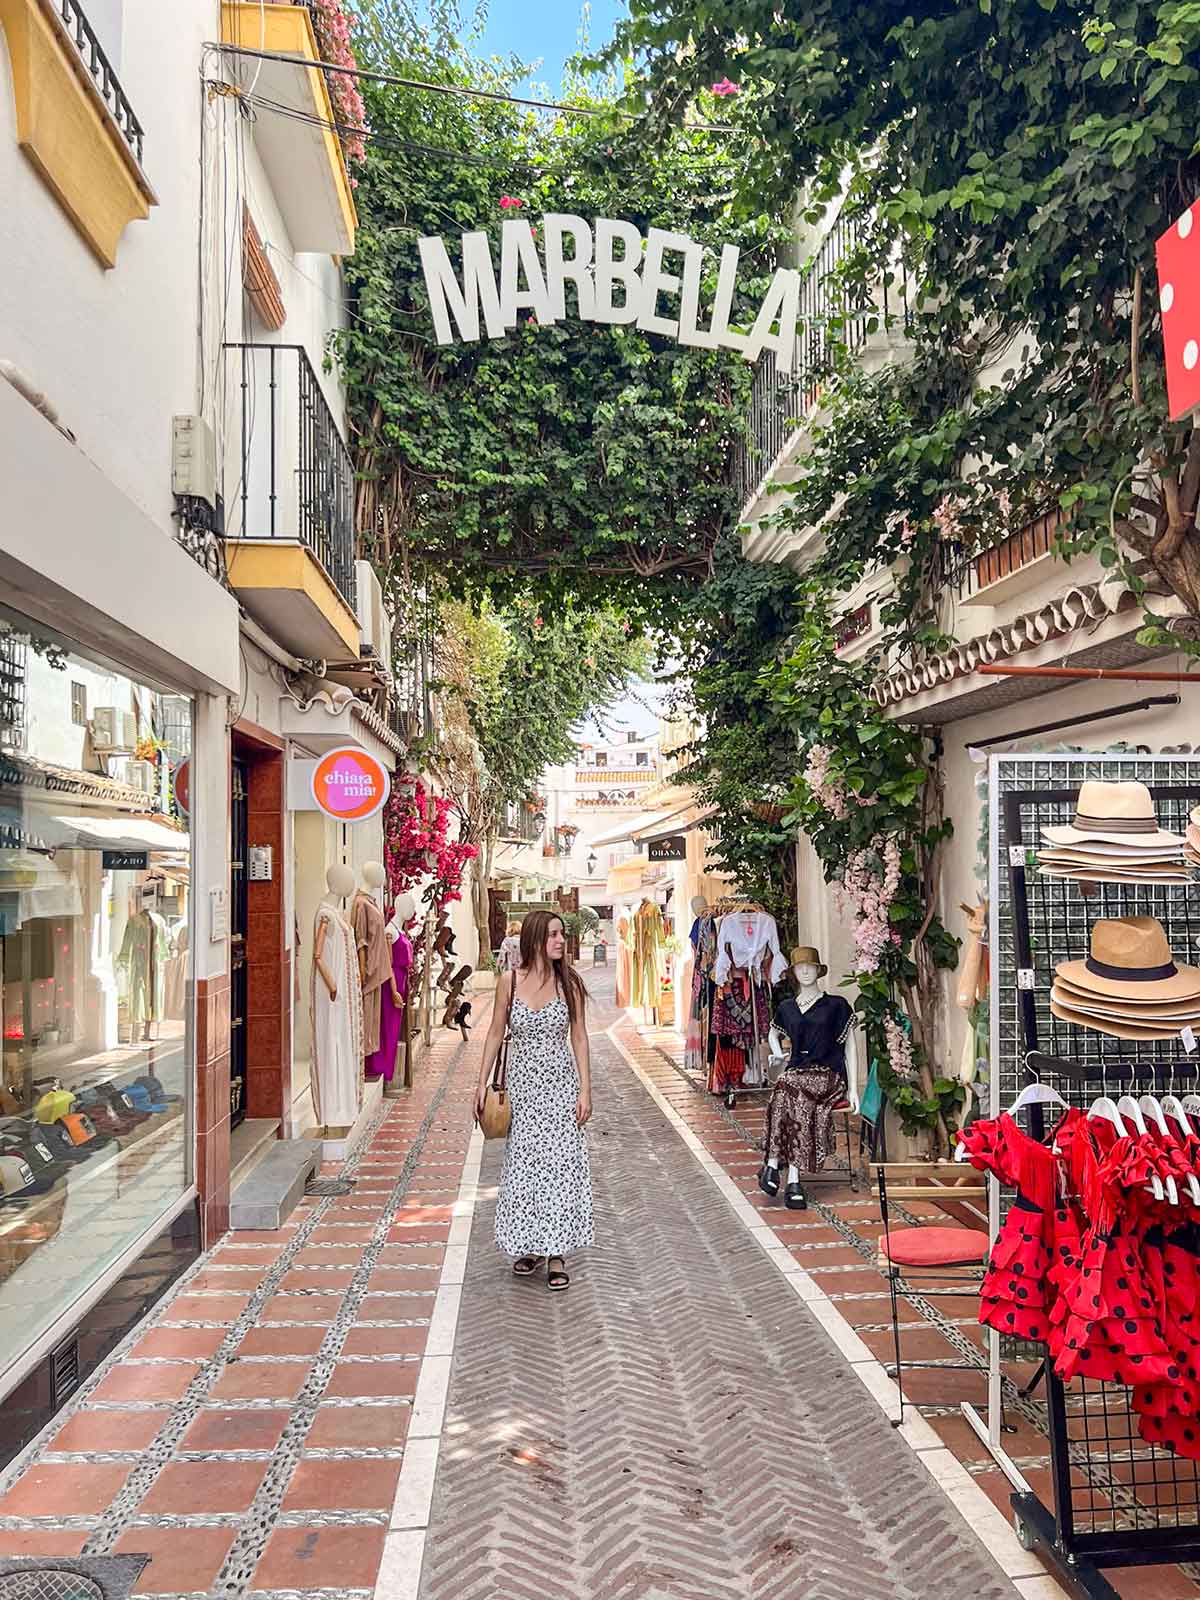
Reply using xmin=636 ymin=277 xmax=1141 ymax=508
xmin=0 ymin=0 xmax=157 ymax=267
xmin=220 ymin=2 xmax=356 ymax=256
xmin=736 ymin=209 xmax=913 ymax=554
xmin=223 ymin=343 xmax=359 ymax=660
xmin=500 ymin=804 xmax=542 ymax=846
xmin=575 ymin=767 xmax=657 ymax=785
xmin=955 ymin=508 xmax=1069 ymax=608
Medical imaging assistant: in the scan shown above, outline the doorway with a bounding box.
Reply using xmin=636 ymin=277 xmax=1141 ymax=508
xmin=229 ymin=757 xmax=249 ymax=1128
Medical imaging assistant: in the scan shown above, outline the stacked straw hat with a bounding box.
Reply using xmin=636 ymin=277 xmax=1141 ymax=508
xmin=1187 ymin=806 xmax=1200 ymax=870
xmin=1052 ymin=915 xmax=1200 ymax=1041
xmin=1036 ymin=780 xmax=1188 ymax=884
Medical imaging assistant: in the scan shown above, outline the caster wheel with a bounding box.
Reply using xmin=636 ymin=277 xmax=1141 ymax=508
xmin=1013 ymin=1516 xmax=1033 ymax=1552
xmin=724 ymin=1090 xmax=737 ymax=1110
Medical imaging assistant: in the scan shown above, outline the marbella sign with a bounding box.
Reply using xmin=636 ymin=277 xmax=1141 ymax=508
xmin=418 ymin=215 xmax=805 ymax=372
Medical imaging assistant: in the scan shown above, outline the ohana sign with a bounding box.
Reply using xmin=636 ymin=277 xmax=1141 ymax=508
xmin=418 ymin=215 xmax=804 ymax=371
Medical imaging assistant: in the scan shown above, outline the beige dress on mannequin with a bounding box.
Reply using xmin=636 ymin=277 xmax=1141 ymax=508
xmin=311 ymin=901 xmax=363 ymax=1127
xmin=615 ymin=912 xmax=633 ymax=1008
xmin=352 ymin=891 xmax=390 ymax=1056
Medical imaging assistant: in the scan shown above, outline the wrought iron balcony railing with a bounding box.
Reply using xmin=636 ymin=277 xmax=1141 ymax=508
xmin=56 ymin=0 xmax=146 ymax=169
xmin=500 ymin=804 xmax=543 ymax=846
xmin=733 ymin=210 xmax=911 ymax=512
xmin=223 ymin=343 xmax=357 ymax=612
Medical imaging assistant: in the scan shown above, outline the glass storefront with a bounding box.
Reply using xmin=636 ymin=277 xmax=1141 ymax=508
xmin=0 ymin=604 xmax=193 ymax=1388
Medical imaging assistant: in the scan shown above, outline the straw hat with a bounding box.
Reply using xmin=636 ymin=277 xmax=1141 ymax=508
xmin=790 ymin=946 xmax=828 ymax=979
xmin=1055 ymin=915 xmax=1200 ymax=1004
xmin=1053 ymin=972 xmax=1200 ymax=1013
xmin=1049 ymin=998 xmax=1188 ymax=1042
xmin=1042 ymin=781 xmax=1184 ymax=850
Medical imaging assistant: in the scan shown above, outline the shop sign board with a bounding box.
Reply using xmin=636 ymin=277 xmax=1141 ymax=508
xmin=102 ymin=849 xmax=149 ymax=871
xmin=311 ymin=746 xmax=391 ymax=823
xmin=646 ymin=835 xmax=687 ymax=862
xmin=1156 ymin=201 xmax=1200 ymax=420
xmin=418 ymin=216 xmax=804 ymax=372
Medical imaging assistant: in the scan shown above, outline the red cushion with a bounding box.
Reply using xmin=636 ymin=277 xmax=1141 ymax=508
xmin=880 ymin=1226 xmax=989 ymax=1268
xmin=832 ymin=1100 xmax=851 ymax=1111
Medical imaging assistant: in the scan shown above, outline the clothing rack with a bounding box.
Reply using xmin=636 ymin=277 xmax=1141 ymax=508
xmin=985 ymin=756 xmax=1200 ymax=1597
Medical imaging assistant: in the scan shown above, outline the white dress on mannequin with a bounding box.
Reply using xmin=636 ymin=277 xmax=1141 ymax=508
xmin=310 ymin=901 xmax=363 ymax=1128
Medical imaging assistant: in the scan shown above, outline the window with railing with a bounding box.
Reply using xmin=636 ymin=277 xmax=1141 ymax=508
xmin=733 ymin=209 xmax=910 ymax=510
xmin=223 ymin=343 xmax=357 ymax=611
xmin=933 ymin=507 xmax=1066 ymax=603
xmin=0 ymin=632 xmax=28 ymax=753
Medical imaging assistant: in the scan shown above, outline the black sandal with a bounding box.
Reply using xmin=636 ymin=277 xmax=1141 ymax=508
xmin=547 ymin=1256 xmax=569 ymax=1292
xmin=513 ymin=1255 xmax=544 ymax=1277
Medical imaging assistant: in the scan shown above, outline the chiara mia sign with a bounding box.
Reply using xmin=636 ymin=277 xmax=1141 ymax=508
xmin=418 ymin=215 xmax=803 ymax=371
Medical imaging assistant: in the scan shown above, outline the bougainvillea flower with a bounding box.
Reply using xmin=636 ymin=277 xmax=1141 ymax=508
xmin=499 ymin=195 xmax=524 ymax=209
xmin=710 ymin=78 xmax=740 ymax=96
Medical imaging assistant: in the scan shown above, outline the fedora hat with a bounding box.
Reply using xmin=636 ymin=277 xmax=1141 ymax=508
xmin=1042 ymin=781 xmax=1183 ymax=850
xmin=1056 ymin=915 xmax=1200 ymax=1004
xmin=1050 ymin=997 xmax=1188 ymax=1042
xmin=1051 ymin=981 xmax=1200 ymax=1022
xmin=790 ymin=946 xmax=828 ymax=979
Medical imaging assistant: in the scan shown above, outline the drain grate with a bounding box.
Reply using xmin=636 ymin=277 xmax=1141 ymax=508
xmin=304 ymin=1177 xmax=356 ymax=1197
xmin=0 ymin=1573 xmax=105 ymax=1600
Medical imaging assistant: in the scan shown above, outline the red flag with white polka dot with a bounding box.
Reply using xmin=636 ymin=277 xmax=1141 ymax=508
xmin=1156 ymin=201 xmax=1200 ymax=420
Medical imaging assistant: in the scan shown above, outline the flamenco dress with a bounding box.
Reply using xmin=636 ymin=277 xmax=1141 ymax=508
xmin=957 ymin=1114 xmax=1058 ymax=1345
xmin=1126 ymin=1137 xmax=1200 ymax=1454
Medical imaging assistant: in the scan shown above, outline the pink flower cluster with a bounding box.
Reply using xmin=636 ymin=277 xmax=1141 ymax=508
xmin=833 ymin=835 xmax=902 ymax=974
xmin=499 ymin=195 xmax=524 ymax=210
xmin=882 ymin=1010 xmax=916 ymax=1081
xmin=384 ymin=781 xmax=476 ymax=912
xmin=932 ymin=493 xmax=964 ymax=542
xmin=710 ymin=78 xmax=740 ymax=96
xmin=804 ymin=743 xmax=848 ymax=819
xmin=309 ymin=0 xmax=367 ymax=169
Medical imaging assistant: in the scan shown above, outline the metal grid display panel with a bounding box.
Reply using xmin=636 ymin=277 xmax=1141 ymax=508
xmin=991 ymin=755 xmax=1200 ymax=1566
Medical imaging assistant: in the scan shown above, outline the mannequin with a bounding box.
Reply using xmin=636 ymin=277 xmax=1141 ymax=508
xmin=118 ymin=902 xmax=170 ymax=1041
xmin=632 ymin=898 xmax=666 ymax=1018
xmin=352 ymin=862 xmax=391 ymax=1060
xmin=683 ymin=895 xmax=707 ymax=1060
xmin=311 ymin=864 xmax=362 ymax=1133
xmin=367 ymin=891 xmax=415 ymax=1086
xmin=758 ymin=947 xmax=860 ymax=1211
xmin=614 ymin=909 xmax=633 ymax=1008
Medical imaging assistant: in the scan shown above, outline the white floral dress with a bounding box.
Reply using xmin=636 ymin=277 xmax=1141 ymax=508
xmin=494 ymin=995 xmax=594 ymax=1258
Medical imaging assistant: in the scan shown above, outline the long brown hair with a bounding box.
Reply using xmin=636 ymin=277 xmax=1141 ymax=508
xmin=517 ymin=909 xmax=587 ymax=1026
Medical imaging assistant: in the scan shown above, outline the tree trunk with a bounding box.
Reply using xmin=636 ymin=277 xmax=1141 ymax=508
xmin=471 ymin=835 xmax=495 ymax=964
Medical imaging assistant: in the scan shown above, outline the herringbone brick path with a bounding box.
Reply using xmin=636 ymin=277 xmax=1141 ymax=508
xmin=419 ymin=981 xmax=1018 ymax=1600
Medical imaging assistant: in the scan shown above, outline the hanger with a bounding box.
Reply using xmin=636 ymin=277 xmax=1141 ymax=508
xmin=1113 ymin=1094 xmax=1169 ymax=1201
xmin=1159 ymin=1094 xmax=1200 ymax=1205
xmin=1138 ymin=1093 xmax=1181 ymax=1205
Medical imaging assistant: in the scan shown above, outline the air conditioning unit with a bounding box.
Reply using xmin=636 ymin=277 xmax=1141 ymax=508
xmin=171 ymin=415 xmax=217 ymax=508
xmin=355 ymin=560 xmax=391 ymax=676
xmin=125 ymin=759 xmax=156 ymax=793
xmin=91 ymin=708 xmax=137 ymax=754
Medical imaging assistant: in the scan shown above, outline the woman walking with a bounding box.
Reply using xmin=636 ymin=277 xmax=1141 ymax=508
xmin=475 ymin=909 xmax=593 ymax=1291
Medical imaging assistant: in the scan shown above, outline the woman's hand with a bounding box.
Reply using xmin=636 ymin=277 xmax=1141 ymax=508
xmin=391 ymin=985 xmax=403 ymax=1007
xmin=474 ymin=1084 xmax=488 ymax=1125
xmin=576 ymin=1092 xmax=592 ymax=1128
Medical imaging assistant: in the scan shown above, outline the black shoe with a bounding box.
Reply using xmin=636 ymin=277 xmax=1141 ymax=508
xmin=724 ymin=1089 xmax=737 ymax=1110
xmin=758 ymin=1165 xmax=780 ymax=1197
xmin=784 ymin=1182 xmax=808 ymax=1211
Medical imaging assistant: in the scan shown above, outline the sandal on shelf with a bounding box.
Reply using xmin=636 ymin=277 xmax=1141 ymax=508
xmin=547 ymin=1256 xmax=570 ymax=1292
xmin=513 ymin=1255 xmax=545 ymax=1277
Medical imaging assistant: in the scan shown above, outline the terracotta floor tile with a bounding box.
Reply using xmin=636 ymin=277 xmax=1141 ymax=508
xmin=131 ymin=1327 xmax=228 ymax=1361
xmin=261 ymin=1293 xmax=343 ymax=1324
xmin=308 ymin=1225 xmax=375 ymax=1244
xmin=368 ymin=1267 xmax=442 ymax=1291
xmin=0 ymin=1461 xmax=129 ymax=1516
xmin=209 ymin=1246 xmax=286 ymax=1266
xmin=140 ymin=1459 xmax=267 ymax=1514
xmin=188 ymin=1270 xmax=260 ymax=1293
xmin=160 ymin=1294 xmax=252 ymax=1324
xmin=394 ymin=1204 xmax=453 ymax=1223
xmin=181 ymin=1409 xmax=290 ymax=1452
xmin=216 ymin=1229 xmax=298 ymax=1245
xmin=324 ymin=1360 xmax=419 ymax=1399
xmin=283 ymin=1456 xmax=402 ymax=1511
xmin=117 ymin=1526 xmax=237 ymax=1594
xmin=385 ymin=1224 xmax=450 ymax=1245
xmin=0 ymin=1530 xmax=89 ymax=1556
xmin=377 ymin=1245 xmax=445 ymax=1267
xmin=358 ymin=1294 xmax=436 ymax=1321
xmin=238 ymin=1324 xmax=328 ymax=1358
xmin=306 ymin=1404 xmax=410 ymax=1450
xmin=91 ymin=1363 xmax=202 ymax=1404
xmin=292 ymin=1246 xmax=363 ymax=1267
xmin=277 ymin=1268 xmax=355 ymax=1293
xmin=341 ymin=1324 xmax=428 ymax=1357
xmin=210 ymin=1360 xmax=310 ymax=1401
xmin=251 ymin=1524 xmax=386 ymax=1591
xmin=50 ymin=1409 xmax=165 ymax=1453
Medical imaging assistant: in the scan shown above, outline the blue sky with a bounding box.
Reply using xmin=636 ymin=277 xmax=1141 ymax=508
xmin=473 ymin=0 xmax=628 ymax=92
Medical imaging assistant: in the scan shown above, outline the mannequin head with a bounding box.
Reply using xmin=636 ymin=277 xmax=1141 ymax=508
xmin=393 ymin=891 xmax=416 ymax=925
xmin=326 ymin=863 xmax=355 ymax=900
xmin=362 ymin=861 xmax=386 ymax=890
xmin=790 ymin=946 xmax=828 ymax=990
xmin=690 ymin=895 xmax=708 ymax=917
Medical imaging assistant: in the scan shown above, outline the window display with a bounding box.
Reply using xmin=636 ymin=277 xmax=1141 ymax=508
xmin=0 ymin=605 xmax=193 ymax=1386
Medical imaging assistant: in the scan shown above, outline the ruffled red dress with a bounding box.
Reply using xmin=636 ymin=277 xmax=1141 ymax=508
xmin=957 ymin=1114 xmax=1058 ymax=1345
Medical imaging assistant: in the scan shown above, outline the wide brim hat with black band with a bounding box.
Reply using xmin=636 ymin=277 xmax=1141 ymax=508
xmin=1042 ymin=780 xmax=1184 ymax=851
xmin=1055 ymin=915 xmax=1200 ymax=1005
xmin=790 ymin=946 xmax=828 ymax=979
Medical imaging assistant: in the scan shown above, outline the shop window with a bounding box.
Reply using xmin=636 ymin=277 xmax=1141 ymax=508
xmin=595 ymin=752 xmax=607 ymax=768
xmin=636 ymin=751 xmax=648 ymax=767
xmin=0 ymin=604 xmax=193 ymax=1397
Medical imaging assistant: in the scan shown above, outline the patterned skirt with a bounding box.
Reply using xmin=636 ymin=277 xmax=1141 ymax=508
xmin=712 ymin=977 xmax=769 ymax=1045
xmin=763 ymin=1067 xmax=846 ymax=1173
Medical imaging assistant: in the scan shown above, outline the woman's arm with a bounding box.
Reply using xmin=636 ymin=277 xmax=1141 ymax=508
xmin=571 ymin=1005 xmax=592 ymax=1127
xmin=474 ymin=971 xmax=514 ymax=1121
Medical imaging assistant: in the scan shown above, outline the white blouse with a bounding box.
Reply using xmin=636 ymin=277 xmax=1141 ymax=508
xmin=713 ymin=910 xmax=788 ymax=986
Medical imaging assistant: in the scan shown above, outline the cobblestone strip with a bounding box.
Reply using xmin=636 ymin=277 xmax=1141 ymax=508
xmin=416 ymin=986 xmax=1029 ymax=1600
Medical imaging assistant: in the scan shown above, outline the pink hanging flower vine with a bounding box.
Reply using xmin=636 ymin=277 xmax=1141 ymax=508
xmin=309 ymin=0 xmax=368 ymax=172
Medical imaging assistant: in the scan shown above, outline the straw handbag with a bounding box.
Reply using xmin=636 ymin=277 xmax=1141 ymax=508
xmin=479 ymin=978 xmax=515 ymax=1140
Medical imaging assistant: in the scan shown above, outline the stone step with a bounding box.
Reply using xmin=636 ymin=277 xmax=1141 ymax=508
xmin=229 ymin=1137 xmax=320 ymax=1230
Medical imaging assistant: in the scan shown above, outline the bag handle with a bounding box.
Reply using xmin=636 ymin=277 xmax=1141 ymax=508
xmin=490 ymin=974 xmax=516 ymax=1094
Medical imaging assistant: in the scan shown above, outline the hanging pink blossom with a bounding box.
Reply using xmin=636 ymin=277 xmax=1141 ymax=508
xmin=832 ymin=835 xmax=903 ymax=974
xmin=803 ymin=743 xmax=848 ymax=820
xmin=309 ymin=0 xmax=368 ymax=171
xmin=882 ymin=1011 xmax=916 ymax=1080
xmin=710 ymin=78 xmax=740 ymax=96
xmin=500 ymin=195 xmax=524 ymax=210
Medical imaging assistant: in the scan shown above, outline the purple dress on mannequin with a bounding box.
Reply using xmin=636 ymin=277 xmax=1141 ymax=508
xmin=366 ymin=930 xmax=412 ymax=1082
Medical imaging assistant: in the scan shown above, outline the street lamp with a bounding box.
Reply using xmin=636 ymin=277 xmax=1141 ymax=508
xmin=587 ymin=851 xmax=597 ymax=876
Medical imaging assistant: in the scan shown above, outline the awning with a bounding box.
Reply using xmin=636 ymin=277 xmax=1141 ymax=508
xmin=606 ymin=855 xmax=670 ymax=897
xmin=586 ymin=799 xmax=696 ymax=849
xmin=637 ymin=806 xmax=717 ymax=847
xmin=49 ymin=815 xmax=190 ymax=855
